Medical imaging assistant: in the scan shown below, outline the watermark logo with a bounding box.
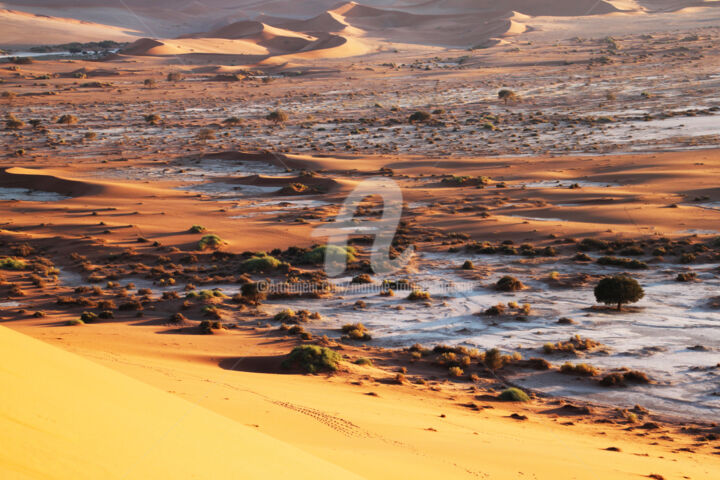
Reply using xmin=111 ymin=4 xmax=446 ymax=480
xmin=312 ymin=176 xmax=414 ymax=277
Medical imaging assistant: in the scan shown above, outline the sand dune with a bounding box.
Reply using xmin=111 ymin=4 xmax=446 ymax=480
xmin=0 ymin=8 xmax=139 ymax=47
xmin=0 ymin=167 xmax=171 ymax=199
xmin=0 ymin=326 xmax=362 ymax=480
xmin=122 ymin=37 xmax=270 ymax=56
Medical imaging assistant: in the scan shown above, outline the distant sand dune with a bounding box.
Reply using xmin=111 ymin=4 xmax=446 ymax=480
xmin=4 ymin=1 xmax=720 ymax=59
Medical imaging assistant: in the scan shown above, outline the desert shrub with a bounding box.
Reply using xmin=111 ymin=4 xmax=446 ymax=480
xmin=162 ymin=291 xmax=180 ymax=300
xmin=0 ymin=257 xmax=27 ymax=270
xmin=67 ymin=319 xmax=85 ymax=326
xmin=341 ymin=322 xmax=372 ymax=341
xmin=560 ymin=362 xmax=599 ymax=376
xmin=57 ymin=114 xmax=78 ymax=125
xmin=273 ymin=308 xmax=296 ymax=323
xmin=223 ymin=116 xmax=241 ymax=126
xmin=80 ymin=312 xmax=98 ymax=323
xmin=495 ymin=276 xmax=524 ymax=292
xmin=354 ymin=357 xmax=373 ymax=366
xmin=266 ymin=109 xmax=289 ymax=124
xmin=240 ymin=255 xmax=281 ymax=273
xmin=498 ymin=387 xmax=529 ymax=402
xmin=481 ymin=348 xmax=521 ymax=370
xmin=169 ymin=313 xmax=187 ymax=324
xmin=196 ymin=128 xmax=216 ymax=143
xmin=119 ymin=299 xmax=143 ymax=311
xmin=143 ymin=78 xmax=156 ymax=88
xmin=579 ymin=238 xmax=609 ymax=251
xmin=525 ymin=357 xmax=551 ymax=370
xmin=186 ymin=289 xmax=227 ymax=300
xmin=351 ymin=274 xmax=373 ymax=284
xmin=5 ymin=113 xmax=24 ymax=130
xmin=594 ymin=275 xmax=644 ymax=311
xmin=484 ymin=303 xmax=506 ymax=316
xmin=597 ymin=256 xmax=648 ymax=269
xmin=240 ymin=282 xmax=267 ymax=304
xmin=498 ymin=89 xmax=519 ymax=105
xmin=679 ymin=253 xmax=696 ymax=264
xmin=462 ymin=260 xmax=474 ymax=270
xmin=199 ymin=319 xmax=224 ymax=334
xmin=166 ymin=72 xmax=184 ymax=82
xmin=302 ymin=245 xmax=356 ymax=265
xmin=198 ymin=234 xmax=224 ymax=250
xmin=448 ymin=366 xmax=464 ymax=377
xmin=144 ymin=114 xmax=161 ymax=125
xmin=282 ymin=345 xmax=342 ymax=373
xmin=543 ymin=335 xmax=603 ymax=355
xmin=408 ymin=110 xmax=431 ymax=123
xmin=97 ymin=300 xmax=116 ymax=310
xmin=407 ymin=290 xmax=431 ymax=301
xmin=676 ymin=272 xmax=697 ymax=282
xmin=600 ymin=369 xmax=650 ymax=387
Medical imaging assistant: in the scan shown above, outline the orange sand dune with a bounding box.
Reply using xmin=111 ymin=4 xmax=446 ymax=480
xmin=0 ymin=326 xmax=363 ymax=480
xmin=181 ymin=21 xmax=318 ymax=53
xmin=0 ymin=167 xmax=176 ymax=199
xmin=0 ymin=8 xmax=140 ymax=47
xmin=121 ymin=37 xmax=270 ymax=56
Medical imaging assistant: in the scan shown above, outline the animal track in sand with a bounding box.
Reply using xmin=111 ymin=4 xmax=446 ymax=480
xmin=272 ymin=400 xmax=369 ymax=438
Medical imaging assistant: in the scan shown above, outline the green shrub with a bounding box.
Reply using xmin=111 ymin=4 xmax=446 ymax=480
xmin=302 ymin=245 xmax=357 ymax=265
xmin=241 ymin=255 xmax=281 ymax=273
xmin=354 ymin=357 xmax=373 ymax=366
xmin=498 ymin=387 xmax=530 ymax=402
xmin=282 ymin=345 xmax=342 ymax=373
xmin=67 ymin=319 xmax=85 ymax=326
xmin=186 ymin=289 xmax=227 ymax=300
xmin=198 ymin=234 xmax=224 ymax=250
xmin=0 ymin=257 xmax=27 ymax=270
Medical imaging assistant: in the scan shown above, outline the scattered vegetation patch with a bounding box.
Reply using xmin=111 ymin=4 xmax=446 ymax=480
xmin=597 ymin=257 xmax=648 ymax=269
xmin=543 ymin=335 xmax=605 ymax=355
xmin=560 ymin=362 xmax=600 ymax=376
xmin=600 ymin=369 xmax=651 ymax=387
xmin=302 ymin=245 xmax=357 ymax=265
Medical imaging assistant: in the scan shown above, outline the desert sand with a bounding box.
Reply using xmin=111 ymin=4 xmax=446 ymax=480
xmin=1 ymin=1 xmax=720 ymax=479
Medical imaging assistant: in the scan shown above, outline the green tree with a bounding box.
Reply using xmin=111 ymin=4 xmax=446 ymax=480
xmin=594 ymin=275 xmax=644 ymax=311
